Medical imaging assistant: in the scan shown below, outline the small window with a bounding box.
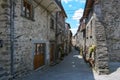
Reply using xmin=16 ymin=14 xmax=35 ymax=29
xmin=50 ymin=18 xmax=54 ymax=29
xmin=21 ymin=0 xmax=34 ymax=20
xmin=86 ymin=27 xmax=89 ymax=39
xmin=35 ymin=43 xmax=45 ymax=55
xmin=90 ymin=21 xmax=92 ymax=38
xmin=83 ymin=30 xmax=86 ymax=38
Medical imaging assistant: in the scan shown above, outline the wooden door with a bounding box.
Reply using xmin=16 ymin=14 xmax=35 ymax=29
xmin=34 ymin=43 xmax=46 ymax=70
xmin=50 ymin=43 xmax=55 ymax=63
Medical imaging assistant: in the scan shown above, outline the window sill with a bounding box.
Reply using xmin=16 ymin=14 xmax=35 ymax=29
xmin=21 ymin=15 xmax=35 ymax=21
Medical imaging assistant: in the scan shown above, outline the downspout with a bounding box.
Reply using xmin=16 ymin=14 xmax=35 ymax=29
xmin=10 ymin=0 xmax=15 ymax=77
xmin=47 ymin=11 xmax=49 ymax=40
xmin=55 ymin=12 xmax=58 ymax=63
xmin=84 ymin=29 xmax=87 ymax=61
xmin=83 ymin=23 xmax=87 ymax=61
xmin=46 ymin=11 xmax=48 ymax=64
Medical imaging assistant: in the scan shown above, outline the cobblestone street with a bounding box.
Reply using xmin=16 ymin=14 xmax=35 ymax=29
xmin=0 ymin=0 xmax=120 ymax=79
xmin=20 ymin=48 xmax=94 ymax=80
xmin=93 ymin=62 xmax=120 ymax=80
xmin=19 ymin=48 xmax=120 ymax=80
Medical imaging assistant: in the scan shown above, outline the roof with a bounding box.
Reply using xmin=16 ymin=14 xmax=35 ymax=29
xmin=55 ymin=0 xmax=67 ymax=18
xmin=66 ymin=23 xmax=71 ymax=29
xmin=78 ymin=0 xmax=94 ymax=32
xmin=82 ymin=0 xmax=94 ymax=18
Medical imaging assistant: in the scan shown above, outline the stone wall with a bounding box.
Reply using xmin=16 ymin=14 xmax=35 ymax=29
xmin=67 ymin=30 xmax=72 ymax=53
xmin=100 ymin=0 xmax=120 ymax=61
xmin=72 ymin=37 xmax=76 ymax=47
xmin=81 ymin=2 xmax=109 ymax=74
xmin=77 ymin=0 xmax=120 ymax=75
xmin=94 ymin=15 xmax=109 ymax=74
xmin=0 ymin=0 xmax=11 ymax=79
xmin=77 ymin=30 xmax=86 ymax=54
xmin=86 ymin=0 xmax=120 ymax=74
xmin=49 ymin=13 xmax=56 ymax=41
xmin=10 ymin=0 xmax=51 ymax=78
xmin=93 ymin=2 xmax=109 ymax=74
xmin=86 ymin=16 xmax=96 ymax=48
xmin=57 ymin=11 xmax=66 ymax=45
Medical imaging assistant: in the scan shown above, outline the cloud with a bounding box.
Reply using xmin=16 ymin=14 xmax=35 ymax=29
xmin=72 ymin=8 xmax=84 ymax=21
xmin=62 ymin=0 xmax=85 ymax=3
xmin=76 ymin=23 xmax=79 ymax=26
xmin=62 ymin=0 xmax=73 ymax=3
xmin=75 ymin=0 xmax=78 ymax=2
xmin=69 ymin=4 xmax=72 ymax=8
xmin=73 ymin=0 xmax=86 ymax=3
xmin=70 ymin=28 xmax=78 ymax=35
xmin=80 ymin=0 xmax=86 ymax=3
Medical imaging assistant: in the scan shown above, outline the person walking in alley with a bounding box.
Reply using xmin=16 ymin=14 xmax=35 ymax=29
xmin=89 ymin=45 xmax=96 ymax=58
xmin=88 ymin=44 xmax=96 ymax=67
xmin=58 ymin=46 xmax=64 ymax=60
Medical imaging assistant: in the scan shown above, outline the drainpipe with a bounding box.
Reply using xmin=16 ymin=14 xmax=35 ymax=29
xmin=55 ymin=12 xmax=58 ymax=63
xmin=84 ymin=29 xmax=87 ymax=61
xmin=10 ymin=0 xmax=15 ymax=77
xmin=47 ymin=11 xmax=49 ymax=40
xmin=84 ymin=18 xmax=87 ymax=62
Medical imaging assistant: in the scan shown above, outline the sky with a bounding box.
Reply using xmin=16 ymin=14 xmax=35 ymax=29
xmin=61 ymin=0 xmax=86 ymax=35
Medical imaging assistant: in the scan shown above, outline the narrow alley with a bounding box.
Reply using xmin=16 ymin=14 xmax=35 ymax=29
xmin=18 ymin=48 xmax=120 ymax=80
xmin=20 ymin=48 xmax=95 ymax=80
xmin=0 ymin=0 xmax=120 ymax=80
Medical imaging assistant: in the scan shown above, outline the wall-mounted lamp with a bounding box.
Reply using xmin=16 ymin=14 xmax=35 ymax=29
xmin=0 ymin=39 xmax=3 ymax=48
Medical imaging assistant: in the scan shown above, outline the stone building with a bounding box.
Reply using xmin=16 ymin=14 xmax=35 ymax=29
xmin=64 ymin=23 xmax=72 ymax=55
xmin=72 ymin=36 xmax=77 ymax=47
xmin=55 ymin=0 xmax=67 ymax=60
xmin=0 ymin=0 xmax=61 ymax=79
xmin=77 ymin=0 xmax=120 ymax=74
xmin=75 ymin=24 xmax=85 ymax=53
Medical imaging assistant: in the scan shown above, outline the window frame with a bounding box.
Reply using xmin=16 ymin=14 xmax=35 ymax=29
xmin=90 ymin=21 xmax=93 ymax=38
xmin=21 ymin=0 xmax=34 ymax=21
xmin=50 ymin=18 xmax=54 ymax=29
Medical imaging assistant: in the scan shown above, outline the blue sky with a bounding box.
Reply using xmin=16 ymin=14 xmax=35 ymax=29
xmin=61 ymin=0 xmax=86 ymax=35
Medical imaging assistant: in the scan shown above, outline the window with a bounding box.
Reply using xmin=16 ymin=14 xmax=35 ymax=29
xmin=86 ymin=27 xmax=89 ymax=39
xmin=50 ymin=18 xmax=54 ymax=29
xmin=90 ymin=21 xmax=92 ymax=38
xmin=83 ymin=30 xmax=86 ymax=38
xmin=21 ymin=0 xmax=34 ymax=20
xmin=35 ymin=43 xmax=46 ymax=55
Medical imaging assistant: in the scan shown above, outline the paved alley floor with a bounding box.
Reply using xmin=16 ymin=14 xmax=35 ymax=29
xmin=93 ymin=62 xmax=120 ymax=80
xmin=19 ymin=48 xmax=120 ymax=80
xmin=20 ymin=48 xmax=95 ymax=80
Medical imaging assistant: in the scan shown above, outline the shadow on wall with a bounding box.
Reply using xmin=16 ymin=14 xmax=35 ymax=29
xmin=109 ymin=62 xmax=120 ymax=74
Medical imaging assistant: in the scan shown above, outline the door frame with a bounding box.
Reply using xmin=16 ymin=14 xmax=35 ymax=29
xmin=32 ymin=40 xmax=50 ymax=70
xmin=49 ymin=41 xmax=55 ymax=63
